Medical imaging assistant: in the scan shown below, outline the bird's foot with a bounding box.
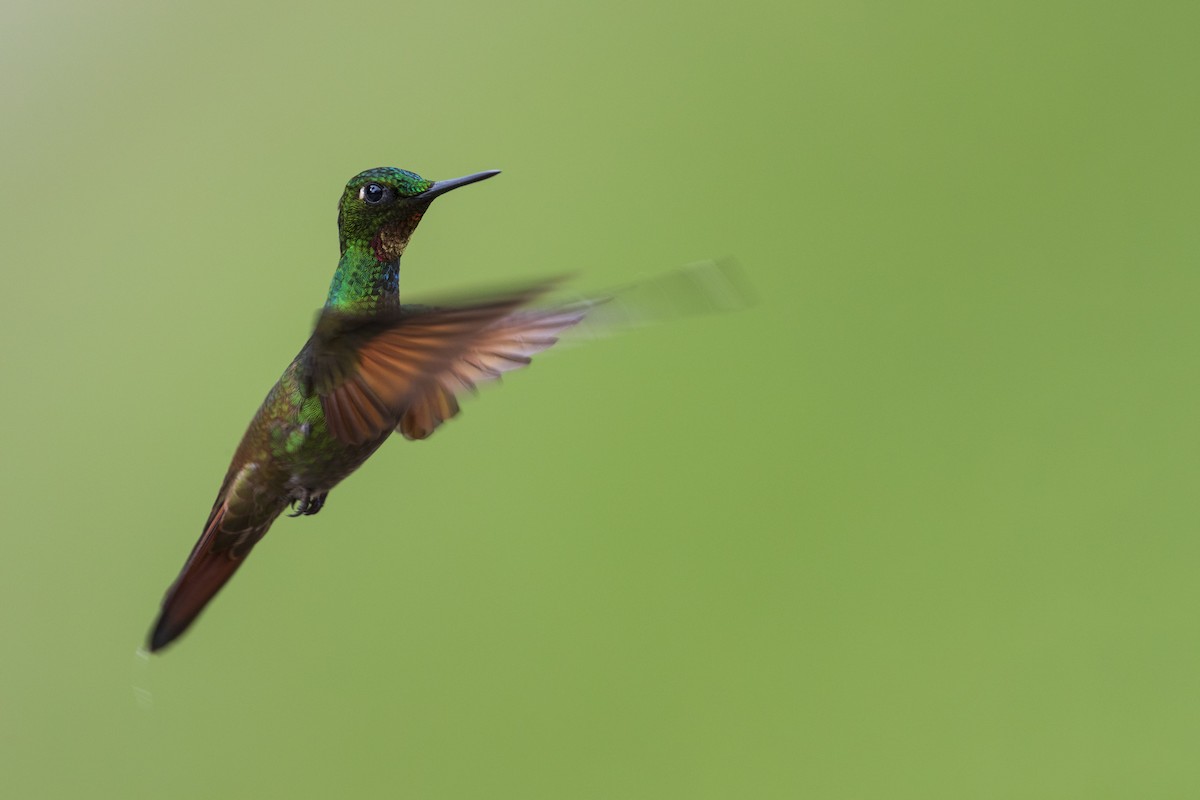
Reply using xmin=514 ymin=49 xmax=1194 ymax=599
xmin=288 ymin=491 xmax=328 ymax=517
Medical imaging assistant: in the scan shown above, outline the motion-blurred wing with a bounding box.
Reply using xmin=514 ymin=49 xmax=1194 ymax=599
xmin=306 ymin=281 xmax=586 ymax=445
xmin=396 ymin=303 xmax=592 ymax=439
xmin=148 ymin=469 xmax=274 ymax=652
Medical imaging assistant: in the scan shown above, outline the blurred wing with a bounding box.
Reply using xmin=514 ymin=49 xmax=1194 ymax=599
xmin=307 ymin=281 xmax=587 ymax=445
xmin=148 ymin=467 xmax=275 ymax=652
xmin=396 ymin=303 xmax=592 ymax=440
xmin=310 ymin=260 xmax=747 ymax=446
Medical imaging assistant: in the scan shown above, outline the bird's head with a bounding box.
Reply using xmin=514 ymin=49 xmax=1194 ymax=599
xmin=336 ymin=167 xmax=500 ymax=260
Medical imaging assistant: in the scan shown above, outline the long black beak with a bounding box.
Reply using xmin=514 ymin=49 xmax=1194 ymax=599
xmin=422 ymin=170 xmax=501 ymax=199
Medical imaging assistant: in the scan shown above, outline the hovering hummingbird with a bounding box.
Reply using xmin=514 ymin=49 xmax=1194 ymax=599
xmin=147 ymin=167 xmax=598 ymax=652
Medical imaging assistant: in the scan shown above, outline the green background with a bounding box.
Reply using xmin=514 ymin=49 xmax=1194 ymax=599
xmin=4 ymin=1 xmax=1200 ymax=797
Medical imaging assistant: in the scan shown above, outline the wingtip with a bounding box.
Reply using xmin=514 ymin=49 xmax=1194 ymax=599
xmin=147 ymin=615 xmax=179 ymax=653
xmin=145 ymin=518 xmax=254 ymax=655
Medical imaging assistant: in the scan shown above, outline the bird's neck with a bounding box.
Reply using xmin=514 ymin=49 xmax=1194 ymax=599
xmin=325 ymin=243 xmax=401 ymax=314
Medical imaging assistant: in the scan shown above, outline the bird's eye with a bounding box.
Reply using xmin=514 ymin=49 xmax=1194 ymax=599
xmin=361 ymin=183 xmax=389 ymax=204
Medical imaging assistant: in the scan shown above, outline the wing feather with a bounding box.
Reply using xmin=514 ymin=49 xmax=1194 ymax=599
xmin=308 ymin=281 xmax=581 ymax=445
xmin=395 ymin=302 xmax=591 ymax=440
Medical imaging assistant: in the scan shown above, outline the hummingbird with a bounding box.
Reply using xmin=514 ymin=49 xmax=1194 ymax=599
xmin=148 ymin=167 xmax=592 ymax=652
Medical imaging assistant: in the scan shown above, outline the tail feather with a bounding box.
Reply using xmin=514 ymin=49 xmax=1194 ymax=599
xmin=148 ymin=505 xmax=258 ymax=652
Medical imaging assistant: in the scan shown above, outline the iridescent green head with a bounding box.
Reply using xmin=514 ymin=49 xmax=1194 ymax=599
xmin=336 ymin=167 xmax=500 ymax=260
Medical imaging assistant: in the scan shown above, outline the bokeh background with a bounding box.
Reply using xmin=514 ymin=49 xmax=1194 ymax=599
xmin=4 ymin=1 xmax=1200 ymax=797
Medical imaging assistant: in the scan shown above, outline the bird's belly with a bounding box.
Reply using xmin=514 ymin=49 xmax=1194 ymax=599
xmin=253 ymin=367 xmax=391 ymax=501
xmin=272 ymin=415 xmax=386 ymax=496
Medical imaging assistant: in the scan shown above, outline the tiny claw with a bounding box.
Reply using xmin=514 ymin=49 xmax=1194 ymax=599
xmin=304 ymin=493 xmax=327 ymax=516
xmin=288 ymin=491 xmax=328 ymax=517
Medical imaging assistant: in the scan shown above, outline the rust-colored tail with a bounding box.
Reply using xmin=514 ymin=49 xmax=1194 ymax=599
xmin=148 ymin=505 xmax=261 ymax=652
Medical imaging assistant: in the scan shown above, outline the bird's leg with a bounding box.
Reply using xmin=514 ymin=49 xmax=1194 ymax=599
xmin=288 ymin=491 xmax=329 ymax=517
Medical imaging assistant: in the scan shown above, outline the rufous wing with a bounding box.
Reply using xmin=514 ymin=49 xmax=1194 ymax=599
xmin=149 ymin=504 xmax=269 ymax=651
xmin=396 ymin=304 xmax=591 ymax=439
xmin=308 ymin=282 xmax=589 ymax=446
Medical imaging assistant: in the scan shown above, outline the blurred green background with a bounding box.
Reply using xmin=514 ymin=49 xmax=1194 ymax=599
xmin=4 ymin=1 xmax=1200 ymax=797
